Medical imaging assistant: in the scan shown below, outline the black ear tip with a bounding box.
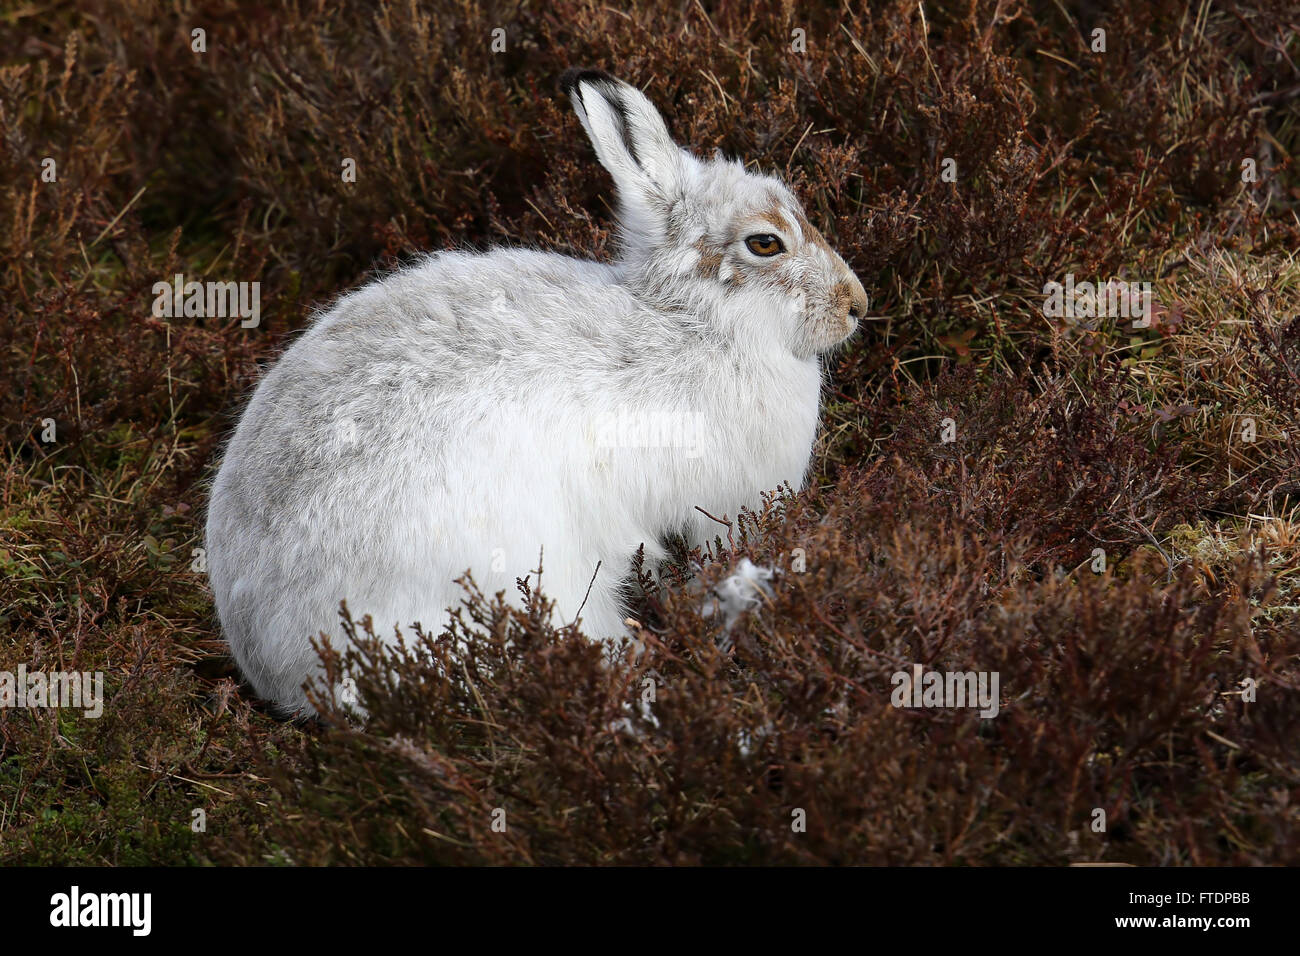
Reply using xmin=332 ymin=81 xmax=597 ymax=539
xmin=559 ymin=67 xmax=619 ymax=98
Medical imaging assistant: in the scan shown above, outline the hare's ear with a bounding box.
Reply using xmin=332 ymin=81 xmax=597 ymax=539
xmin=560 ymin=68 xmax=683 ymax=199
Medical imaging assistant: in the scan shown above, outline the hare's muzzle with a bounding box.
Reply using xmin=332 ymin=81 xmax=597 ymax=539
xmin=832 ymin=274 xmax=869 ymax=337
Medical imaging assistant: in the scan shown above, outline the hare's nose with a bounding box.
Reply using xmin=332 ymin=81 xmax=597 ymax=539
xmin=847 ymin=276 xmax=868 ymax=320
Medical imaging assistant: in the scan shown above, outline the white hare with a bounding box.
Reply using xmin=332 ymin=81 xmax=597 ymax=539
xmin=205 ymin=69 xmax=867 ymax=715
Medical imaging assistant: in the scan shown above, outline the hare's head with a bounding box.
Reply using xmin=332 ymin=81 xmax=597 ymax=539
xmin=561 ymin=68 xmax=866 ymax=358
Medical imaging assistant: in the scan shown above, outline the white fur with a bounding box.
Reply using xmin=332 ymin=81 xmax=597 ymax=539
xmin=703 ymin=559 xmax=776 ymax=630
xmin=205 ymin=71 xmax=866 ymax=715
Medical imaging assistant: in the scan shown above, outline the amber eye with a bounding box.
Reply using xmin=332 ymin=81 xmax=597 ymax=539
xmin=744 ymin=233 xmax=785 ymax=257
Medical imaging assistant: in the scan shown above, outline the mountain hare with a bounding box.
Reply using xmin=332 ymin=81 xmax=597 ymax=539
xmin=206 ymin=69 xmax=867 ymax=714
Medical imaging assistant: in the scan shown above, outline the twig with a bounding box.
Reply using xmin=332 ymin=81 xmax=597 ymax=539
xmin=694 ymin=505 xmax=736 ymax=551
xmin=571 ymin=560 xmax=602 ymax=628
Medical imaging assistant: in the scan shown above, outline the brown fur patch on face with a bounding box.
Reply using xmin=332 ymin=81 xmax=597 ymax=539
xmin=759 ymin=193 xmax=792 ymax=234
xmin=693 ymin=236 xmax=723 ymax=280
xmin=830 ymin=281 xmax=853 ymax=318
xmin=794 ymin=211 xmax=834 ymax=255
xmin=725 ymin=259 xmax=746 ymax=288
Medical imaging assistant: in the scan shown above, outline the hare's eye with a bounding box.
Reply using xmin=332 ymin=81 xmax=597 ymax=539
xmin=744 ymin=234 xmax=785 ymax=257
